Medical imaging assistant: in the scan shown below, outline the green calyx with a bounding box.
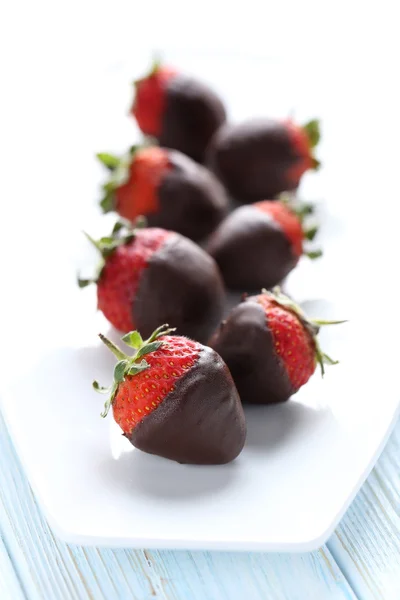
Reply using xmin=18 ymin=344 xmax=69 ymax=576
xmin=311 ymin=157 xmax=321 ymax=171
xmin=279 ymin=194 xmax=322 ymax=259
xmin=279 ymin=193 xmax=315 ymax=223
xmin=305 ymin=249 xmax=323 ymax=259
xmin=97 ymin=145 xmax=140 ymax=214
xmin=133 ymin=55 xmax=162 ymax=88
xmin=303 ymin=119 xmax=321 ymax=149
xmin=96 ymin=153 xmax=120 ymax=171
xmin=77 ymin=217 xmax=147 ymax=288
xmin=302 ymin=119 xmax=321 ymax=171
xmin=261 ymin=287 xmax=347 ymax=377
xmin=94 ymin=324 xmax=176 ymax=418
xmin=148 ymin=56 xmax=162 ymax=77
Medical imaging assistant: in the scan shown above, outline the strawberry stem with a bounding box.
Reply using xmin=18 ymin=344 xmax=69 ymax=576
xmin=98 ymin=333 xmax=127 ymax=361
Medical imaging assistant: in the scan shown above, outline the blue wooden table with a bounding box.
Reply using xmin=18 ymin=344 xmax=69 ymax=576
xmin=1 ymin=411 xmax=399 ymax=599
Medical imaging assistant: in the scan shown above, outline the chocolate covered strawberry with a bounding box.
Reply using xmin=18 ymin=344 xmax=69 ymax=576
xmin=207 ymin=118 xmax=321 ymax=202
xmin=78 ymin=220 xmax=224 ymax=343
xmin=94 ymin=324 xmax=246 ymax=464
xmin=207 ymin=199 xmax=321 ymax=290
xmin=131 ymin=60 xmax=226 ymax=163
xmin=209 ymin=288 xmax=344 ymax=405
xmin=98 ymin=145 xmax=228 ymax=241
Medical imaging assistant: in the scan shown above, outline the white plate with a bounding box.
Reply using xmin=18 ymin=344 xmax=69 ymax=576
xmin=1 ymin=52 xmax=399 ymax=551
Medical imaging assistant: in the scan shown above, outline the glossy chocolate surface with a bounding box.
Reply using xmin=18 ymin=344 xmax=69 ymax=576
xmin=160 ymin=75 xmax=227 ymax=163
xmin=130 ymin=345 xmax=246 ymax=464
xmin=146 ymin=150 xmax=229 ymax=242
xmin=207 ymin=119 xmax=300 ymax=202
xmin=133 ymin=233 xmax=225 ymax=344
xmin=209 ymin=300 xmax=294 ymax=404
xmin=207 ymin=205 xmax=297 ymax=290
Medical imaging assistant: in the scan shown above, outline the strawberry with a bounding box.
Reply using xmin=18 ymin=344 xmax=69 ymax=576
xmin=207 ymin=118 xmax=320 ymax=202
xmin=97 ymin=145 xmax=228 ymax=242
xmin=131 ymin=59 xmax=226 ymax=163
xmin=207 ymin=198 xmax=321 ymax=290
xmin=94 ymin=324 xmax=246 ymax=464
xmin=78 ymin=220 xmax=224 ymax=343
xmin=209 ymin=288 xmax=345 ymax=405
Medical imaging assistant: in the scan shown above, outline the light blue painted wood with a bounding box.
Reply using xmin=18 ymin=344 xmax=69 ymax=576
xmin=0 ymin=413 xmax=356 ymax=600
xmin=327 ymin=417 xmax=400 ymax=600
xmin=0 ymin=535 xmax=25 ymax=600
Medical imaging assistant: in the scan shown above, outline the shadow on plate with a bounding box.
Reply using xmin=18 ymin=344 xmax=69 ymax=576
xmin=244 ymin=401 xmax=329 ymax=453
xmin=99 ymin=443 xmax=241 ymax=501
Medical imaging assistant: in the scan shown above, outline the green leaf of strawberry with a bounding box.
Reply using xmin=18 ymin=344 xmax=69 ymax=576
xmin=97 ymin=149 xmax=136 ymax=214
xmin=306 ymin=249 xmax=323 ymax=259
xmin=77 ymin=219 xmax=146 ymax=288
xmin=304 ymin=225 xmax=318 ymax=241
xmin=97 ymin=152 xmax=120 ymax=171
xmin=77 ymin=277 xmax=94 ymax=288
xmin=94 ymin=324 xmax=176 ymax=417
xmin=122 ymin=330 xmax=144 ymax=349
xmin=128 ymin=360 xmax=150 ymax=376
xmin=136 ymin=341 xmax=163 ymax=360
xmin=92 ymin=380 xmax=110 ymax=393
xmin=114 ymin=360 xmax=130 ymax=383
xmin=100 ymin=190 xmax=115 ymax=213
xmin=303 ymin=119 xmax=321 ymax=148
xmin=276 ymin=194 xmax=322 ymax=257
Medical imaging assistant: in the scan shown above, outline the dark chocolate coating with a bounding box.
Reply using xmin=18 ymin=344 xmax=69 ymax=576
xmin=146 ymin=150 xmax=229 ymax=242
xmin=209 ymin=300 xmax=294 ymax=404
xmin=207 ymin=205 xmax=297 ymax=291
xmin=130 ymin=345 xmax=246 ymax=464
xmin=134 ymin=233 xmax=225 ymax=344
xmin=207 ymin=119 xmax=301 ymax=203
xmin=160 ymin=75 xmax=227 ymax=163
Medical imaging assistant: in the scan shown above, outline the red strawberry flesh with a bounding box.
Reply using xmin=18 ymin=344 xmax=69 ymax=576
xmin=97 ymin=229 xmax=171 ymax=332
xmin=115 ymin=147 xmax=171 ymax=222
xmin=284 ymin=119 xmax=314 ymax=188
xmin=255 ymin=293 xmax=316 ymax=391
xmin=254 ymin=200 xmax=304 ymax=257
xmin=132 ymin=66 xmax=176 ymax=137
xmin=113 ymin=335 xmax=200 ymax=434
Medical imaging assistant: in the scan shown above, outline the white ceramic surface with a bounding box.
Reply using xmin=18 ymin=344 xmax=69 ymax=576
xmin=1 ymin=52 xmax=399 ymax=551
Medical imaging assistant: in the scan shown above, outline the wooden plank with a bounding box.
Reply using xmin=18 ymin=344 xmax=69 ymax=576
xmin=0 ymin=534 xmax=25 ymax=600
xmin=328 ymin=417 xmax=400 ymax=600
xmin=0 ymin=413 xmax=356 ymax=600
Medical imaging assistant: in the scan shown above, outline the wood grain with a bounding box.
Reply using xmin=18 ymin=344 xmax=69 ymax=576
xmin=0 ymin=413 xmax=355 ymax=600
xmin=0 ymin=535 xmax=25 ymax=600
xmin=328 ymin=418 xmax=400 ymax=600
